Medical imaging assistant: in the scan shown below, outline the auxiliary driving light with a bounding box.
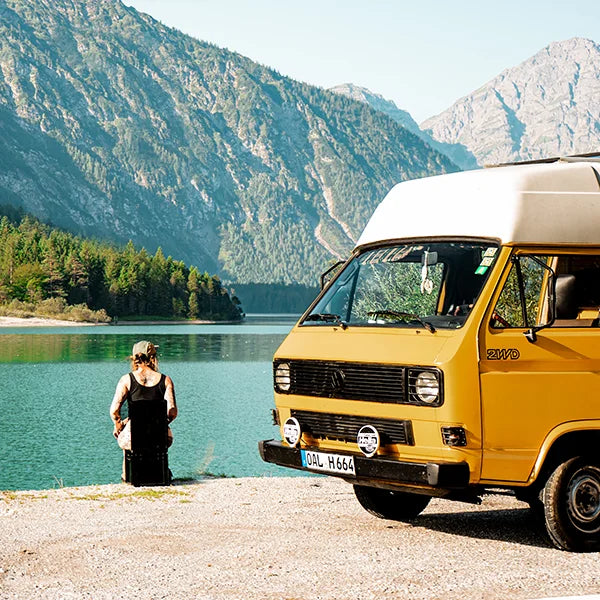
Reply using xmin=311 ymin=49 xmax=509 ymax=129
xmin=357 ymin=425 xmax=380 ymax=457
xmin=283 ymin=417 xmax=301 ymax=447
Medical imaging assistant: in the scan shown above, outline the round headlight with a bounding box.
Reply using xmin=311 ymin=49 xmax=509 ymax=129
xmin=275 ymin=362 xmax=291 ymax=392
xmin=415 ymin=371 xmax=439 ymax=404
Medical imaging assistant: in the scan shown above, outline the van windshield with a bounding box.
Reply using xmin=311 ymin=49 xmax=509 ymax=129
xmin=303 ymin=242 xmax=500 ymax=330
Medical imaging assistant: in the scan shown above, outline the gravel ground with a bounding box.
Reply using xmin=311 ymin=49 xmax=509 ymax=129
xmin=1 ymin=477 xmax=599 ymax=600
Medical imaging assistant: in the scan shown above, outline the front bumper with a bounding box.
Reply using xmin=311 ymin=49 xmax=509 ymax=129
xmin=259 ymin=439 xmax=470 ymax=490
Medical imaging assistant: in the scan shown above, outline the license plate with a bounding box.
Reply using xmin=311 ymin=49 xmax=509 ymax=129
xmin=301 ymin=450 xmax=356 ymax=475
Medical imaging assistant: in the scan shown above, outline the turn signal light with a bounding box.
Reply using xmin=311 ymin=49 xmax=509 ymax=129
xmin=271 ymin=409 xmax=280 ymax=426
xmin=441 ymin=426 xmax=467 ymax=447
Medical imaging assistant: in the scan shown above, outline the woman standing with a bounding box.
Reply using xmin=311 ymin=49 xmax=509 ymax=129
xmin=110 ymin=340 xmax=177 ymax=483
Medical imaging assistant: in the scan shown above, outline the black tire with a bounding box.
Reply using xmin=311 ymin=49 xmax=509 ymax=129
xmin=353 ymin=485 xmax=430 ymax=521
xmin=543 ymin=457 xmax=600 ymax=552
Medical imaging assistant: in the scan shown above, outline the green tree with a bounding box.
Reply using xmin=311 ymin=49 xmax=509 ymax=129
xmin=0 ymin=208 xmax=241 ymax=321
xmin=10 ymin=264 xmax=47 ymax=302
xmin=187 ymin=267 xmax=200 ymax=319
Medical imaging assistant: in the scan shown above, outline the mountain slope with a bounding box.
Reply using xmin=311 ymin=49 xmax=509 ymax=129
xmin=0 ymin=0 xmax=457 ymax=286
xmin=330 ymin=84 xmax=478 ymax=170
xmin=421 ymin=38 xmax=600 ymax=166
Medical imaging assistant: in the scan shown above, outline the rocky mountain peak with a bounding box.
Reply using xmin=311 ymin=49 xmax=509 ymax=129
xmin=329 ymin=84 xmax=420 ymax=133
xmin=330 ymin=83 xmax=478 ymax=170
xmin=421 ymin=37 xmax=600 ymax=166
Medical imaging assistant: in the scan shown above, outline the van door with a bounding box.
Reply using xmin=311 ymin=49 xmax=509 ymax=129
xmin=478 ymin=250 xmax=600 ymax=483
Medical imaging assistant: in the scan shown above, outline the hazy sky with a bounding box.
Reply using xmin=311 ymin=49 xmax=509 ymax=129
xmin=124 ymin=0 xmax=600 ymax=123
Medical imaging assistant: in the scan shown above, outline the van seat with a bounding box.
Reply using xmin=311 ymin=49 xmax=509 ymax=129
xmin=553 ymin=319 xmax=596 ymax=327
xmin=555 ymin=274 xmax=577 ymax=319
xmin=578 ymin=308 xmax=599 ymax=319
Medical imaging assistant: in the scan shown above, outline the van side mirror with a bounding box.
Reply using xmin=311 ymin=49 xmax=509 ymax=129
xmin=320 ymin=260 xmax=344 ymax=290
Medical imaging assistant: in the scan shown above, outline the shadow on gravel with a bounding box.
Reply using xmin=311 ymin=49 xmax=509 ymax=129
xmin=413 ymin=506 xmax=552 ymax=548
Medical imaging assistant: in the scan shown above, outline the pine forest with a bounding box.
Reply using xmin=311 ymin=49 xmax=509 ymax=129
xmin=0 ymin=207 xmax=243 ymax=322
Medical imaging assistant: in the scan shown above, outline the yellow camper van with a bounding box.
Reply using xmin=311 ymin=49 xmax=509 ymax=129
xmin=259 ymin=154 xmax=600 ymax=552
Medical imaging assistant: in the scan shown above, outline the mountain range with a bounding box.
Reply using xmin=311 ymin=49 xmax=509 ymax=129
xmin=0 ymin=1 xmax=597 ymax=288
xmin=0 ymin=0 xmax=455 ymax=287
xmin=421 ymin=37 xmax=600 ymax=166
xmin=335 ymin=38 xmax=600 ymax=169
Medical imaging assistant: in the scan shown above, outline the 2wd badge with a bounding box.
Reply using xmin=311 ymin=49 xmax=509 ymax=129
xmin=357 ymin=425 xmax=380 ymax=458
xmin=283 ymin=417 xmax=301 ymax=448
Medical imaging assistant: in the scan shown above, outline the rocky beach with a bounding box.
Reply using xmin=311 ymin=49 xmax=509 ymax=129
xmin=2 ymin=477 xmax=600 ymax=600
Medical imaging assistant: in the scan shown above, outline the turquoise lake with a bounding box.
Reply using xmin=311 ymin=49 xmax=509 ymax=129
xmin=0 ymin=315 xmax=299 ymax=491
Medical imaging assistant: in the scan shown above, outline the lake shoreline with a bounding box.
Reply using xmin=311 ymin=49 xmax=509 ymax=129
xmin=0 ymin=316 xmax=243 ymax=327
xmin=114 ymin=319 xmax=241 ymax=325
xmin=0 ymin=316 xmax=102 ymax=327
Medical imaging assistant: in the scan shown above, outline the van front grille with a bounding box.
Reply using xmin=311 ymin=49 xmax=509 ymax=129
xmin=291 ymin=410 xmax=414 ymax=446
xmin=284 ymin=360 xmax=405 ymax=403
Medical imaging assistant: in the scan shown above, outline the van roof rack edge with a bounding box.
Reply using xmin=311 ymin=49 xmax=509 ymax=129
xmin=484 ymin=151 xmax=600 ymax=169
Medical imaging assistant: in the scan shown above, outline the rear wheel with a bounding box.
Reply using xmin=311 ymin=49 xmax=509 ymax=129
xmin=353 ymin=485 xmax=430 ymax=521
xmin=543 ymin=457 xmax=600 ymax=552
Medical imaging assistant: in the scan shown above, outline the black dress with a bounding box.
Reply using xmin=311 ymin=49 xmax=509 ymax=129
xmin=126 ymin=372 xmax=168 ymax=449
xmin=125 ymin=372 xmax=170 ymax=485
xmin=128 ymin=372 xmax=167 ymax=403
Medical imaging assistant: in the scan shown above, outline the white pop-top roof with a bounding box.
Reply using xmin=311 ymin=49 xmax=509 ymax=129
xmin=356 ymin=160 xmax=600 ymax=248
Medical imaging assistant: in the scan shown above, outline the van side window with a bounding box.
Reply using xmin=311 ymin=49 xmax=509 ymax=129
xmin=553 ymin=254 xmax=600 ymax=327
xmin=492 ymin=256 xmax=547 ymax=328
xmin=492 ymin=253 xmax=600 ymax=329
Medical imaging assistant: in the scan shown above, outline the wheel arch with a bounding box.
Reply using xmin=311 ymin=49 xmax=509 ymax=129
xmin=529 ymin=423 xmax=600 ymax=488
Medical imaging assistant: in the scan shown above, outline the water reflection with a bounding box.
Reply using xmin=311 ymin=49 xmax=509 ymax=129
xmin=0 ymin=333 xmax=288 ymax=363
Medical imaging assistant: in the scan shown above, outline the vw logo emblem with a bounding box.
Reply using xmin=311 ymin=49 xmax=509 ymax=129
xmin=330 ymin=368 xmax=346 ymax=392
xmin=357 ymin=425 xmax=380 ymax=458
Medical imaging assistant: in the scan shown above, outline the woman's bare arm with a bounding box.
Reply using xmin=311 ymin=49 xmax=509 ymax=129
xmin=110 ymin=374 xmax=130 ymax=437
xmin=165 ymin=375 xmax=178 ymax=423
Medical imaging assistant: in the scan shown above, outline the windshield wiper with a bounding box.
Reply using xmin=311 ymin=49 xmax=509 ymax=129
xmin=304 ymin=313 xmax=348 ymax=329
xmin=367 ymin=310 xmax=436 ymax=333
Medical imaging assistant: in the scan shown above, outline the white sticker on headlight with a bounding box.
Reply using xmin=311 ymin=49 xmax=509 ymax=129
xmin=283 ymin=417 xmax=301 ymax=447
xmin=357 ymin=425 xmax=380 ymax=458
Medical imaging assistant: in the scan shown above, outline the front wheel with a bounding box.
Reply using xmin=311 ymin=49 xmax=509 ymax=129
xmin=353 ymin=485 xmax=430 ymax=521
xmin=543 ymin=457 xmax=600 ymax=552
